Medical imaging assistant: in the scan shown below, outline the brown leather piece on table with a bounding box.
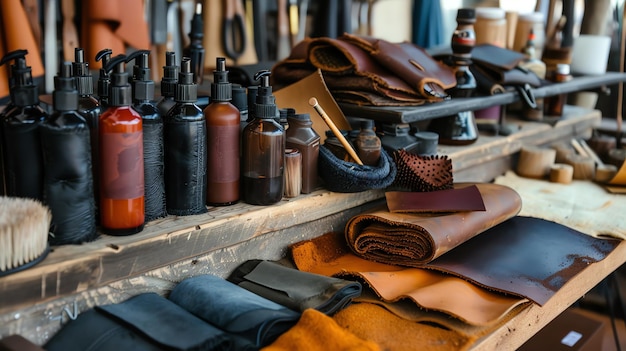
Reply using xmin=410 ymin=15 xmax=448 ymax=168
xmin=332 ymin=302 xmax=475 ymax=351
xmin=428 ymin=216 xmax=621 ymax=305
xmin=82 ymin=0 xmax=150 ymax=68
xmin=345 ymin=183 xmax=521 ymax=266
xmin=289 ymin=231 xmax=527 ymax=326
xmin=0 ymin=334 xmax=45 ymax=351
xmin=385 ymin=185 xmax=486 ymax=213
xmin=261 ymin=308 xmax=380 ymax=351
xmin=0 ymin=0 xmax=44 ymax=77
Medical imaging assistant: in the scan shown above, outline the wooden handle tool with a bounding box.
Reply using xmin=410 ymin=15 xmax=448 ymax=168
xmin=309 ymin=97 xmax=363 ymax=165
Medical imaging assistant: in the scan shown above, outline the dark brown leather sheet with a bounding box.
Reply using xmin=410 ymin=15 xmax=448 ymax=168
xmin=345 ymin=183 xmax=521 ymax=266
xmin=385 ymin=185 xmax=485 ymax=213
xmin=427 ymin=216 xmax=621 ymax=305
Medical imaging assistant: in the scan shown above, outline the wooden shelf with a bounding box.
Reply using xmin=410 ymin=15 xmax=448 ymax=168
xmin=338 ymin=72 xmax=626 ymax=124
xmin=0 ymin=105 xmax=609 ymax=347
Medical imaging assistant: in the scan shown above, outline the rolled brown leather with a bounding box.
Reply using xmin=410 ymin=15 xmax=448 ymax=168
xmin=345 ymin=183 xmax=521 ymax=266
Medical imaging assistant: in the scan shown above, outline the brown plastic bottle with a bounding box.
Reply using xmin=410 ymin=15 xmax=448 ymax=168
xmin=204 ymin=58 xmax=240 ymax=206
xmin=99 ymin=55 xmax=145 ymax=235
xmin=286 ymin=113 xmax=320 ymax=194
xmin=543 ymin=63 xmax=571 ymax=117
xmin=354 ymin=119 xmax=381 ymax=166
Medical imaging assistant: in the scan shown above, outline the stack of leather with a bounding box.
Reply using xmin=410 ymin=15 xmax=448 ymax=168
xmin=272 ymin=33 xmax=456 ymax=106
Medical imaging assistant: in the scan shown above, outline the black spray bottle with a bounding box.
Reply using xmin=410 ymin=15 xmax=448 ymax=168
xmin=73 ymin=47 xmax=102 ymax=216
xmin=98 ymin=55 xmax=145 ymax=235
xmin=95 ymin=48 xmax=113 ymax=108
xmin=126 ymin=50 xmax=167 ymax=222
xmin=241 ymin=70 xmax=285 ymax=205
xmin=40 ymin=62 xmax=97 ymax=245
xmin=164 ymin=57 xmax=207 ymax=215
xmin=0 ymin=49 xmax=48 ymax=200
xmin=157 ymin=51 xmax=178 ymax=117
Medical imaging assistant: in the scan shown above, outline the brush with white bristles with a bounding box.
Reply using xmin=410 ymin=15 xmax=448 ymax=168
xmin=0 ymin=196 xmax=51 ymax=275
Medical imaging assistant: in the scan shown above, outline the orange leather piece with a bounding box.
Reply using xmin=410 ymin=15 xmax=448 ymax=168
xmin=261 ymin=308 xmax=380 ymax=351
xmin=82 ymin=0 xmax=149 ymax=68
xmin=345 ymin=183 xmax=521 ymax=266
xmin=333 ymin=302 xmax=475 ymax=351
xmin=0 ymin=0 xmax=44 ymax=77
xmin=289 ymin=231 xmax=527 ymax=326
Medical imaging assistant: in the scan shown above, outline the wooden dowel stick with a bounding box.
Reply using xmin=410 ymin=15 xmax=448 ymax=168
xmin=309 ymin=97 xmax=364 ymax=165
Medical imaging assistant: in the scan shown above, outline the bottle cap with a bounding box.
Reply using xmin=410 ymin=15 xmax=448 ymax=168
xmin=73 ymin=48 xmax=94 ymax=96
xmin=95 ymin=48 xmax=113 ymax=102
xmin=175 ymin=58 xmax=197 ymax=103
xmin=104 ymin=54 xmax=132 ymax=107
xmin=556 ymin=63 xmax=570 ymax=75
xmin=161 ymin=52 xmax=178 ymax=98
xmin=211 ymin=57 xmax=232 ymax=102
xmin=126 ymin=50 xmax=155 ymax=101
xmin=231 ymin=84 xmax=247 ymax=112
xmin=254 ymin=70 xmax=277 ymax=119
xmin=0 ymin=49 xmax=39 ymax=107
xmin=53 ymin=62 xmax=79 ymax=111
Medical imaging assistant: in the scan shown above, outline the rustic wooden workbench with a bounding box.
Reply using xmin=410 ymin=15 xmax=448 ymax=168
xmin=0 ymin=103 xmax=622 ymax=350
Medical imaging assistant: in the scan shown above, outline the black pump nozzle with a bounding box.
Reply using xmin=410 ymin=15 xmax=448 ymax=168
xmin=211 ymin=57 xmax=231 ymax=102
xmin=125 ymin=50 xmax=154 ymax=101
xmin=161 ymin=51 xmax=178 ymax=98
xmin=103 ymin=54 xmax=131 ymax=107
xmin=184 ymin=2 xmax=205 ymax=84
xmin=95 ymin=48 xmax=113 ymax=103
xmin=253 ymin=70 xmax=276 ymax=119
xmin=0 ymin=49 xmax=39 ymax=107
xmin=175 ymin=57 xmax=197 ymax=103
xmin=53 ymin=62 xmax=79 ymax=111
xmin=73 ymin=48 xmax=94 ymax=96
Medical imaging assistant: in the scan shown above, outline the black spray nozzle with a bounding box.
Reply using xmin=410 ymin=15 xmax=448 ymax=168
xmin=96 ymin=48 xmax=113 ymax=101
xmin=73 ymin=48 xmax=94 ymax=95
xmin=161 ymin=51 xmax=178 ymax=97
xmin=253 ymin=70 xmax=276 ymax=119
xmin=0 ymin=49 xmax=39 ymax=106
xmin=125 ymin=50 xmax=154 ymax=101
xmin=211 ymin=57 xmax=231 ymax=102
xmin=53 ymin=62 xmax=79 ymax=111
xmin=175 ymin=57 xmax=197 ymax=103
xmin=103 ymin=54 xmax=132 ymax=107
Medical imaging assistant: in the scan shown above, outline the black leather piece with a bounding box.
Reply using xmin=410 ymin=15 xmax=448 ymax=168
xmin=45 ymin=293 xmax=236 ymax=351
xmin=169 ymin=274 xmax=300 ymax=348
xmin=428 ymin=216 xmax=621 ymax=305
xmin=40 ymin=121 xmax=97 ymax=244
xmin=228 ymin=260 xmax=362 ymax=315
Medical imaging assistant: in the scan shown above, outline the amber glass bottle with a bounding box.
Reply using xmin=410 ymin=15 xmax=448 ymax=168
xmin=241 ymin=71 xmax=284 ymax=205
xmin=204 ymin=57 xmax=240 ymax=206
xmin=98 ymin=55 xmax=145 ymax=235
xmin=286 ymin=113 xmax=320 ymax=193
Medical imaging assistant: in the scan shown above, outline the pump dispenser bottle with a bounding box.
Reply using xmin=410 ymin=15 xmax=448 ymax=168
xmin=157 ymin=52 xmax=178 ymax=117
xmin=99 ymin=54 xmax=145 ymax=235
xmin=0 ymin=49 xmax=48 ymax=200
xmin=41 ymin=62 xmax=97 ymax=244
xmin=95 ymin=48 xmax=112 ymax=108
xmin=126 ymin=50 xmax=167 ymax=222
xmin=241 ymin=70 xmax=285 ymax=205
xmin=164 ymin=57 xmax=207 ymax=215
xmin=73 ymin=48 xmax=102 ymax=211
xmin=204 ymin=57 xmax=240 ymax=206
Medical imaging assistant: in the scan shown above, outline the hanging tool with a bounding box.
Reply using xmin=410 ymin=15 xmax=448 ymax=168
xmin=252 ymin=1 xmax=269 ymax=62
xmin=277 ymin=0 xmax=291 ymax=60
xmin=183 ymin=2 xmax=205 ymax=84
xmin=222 ymin=0 xmax=247 ymax=64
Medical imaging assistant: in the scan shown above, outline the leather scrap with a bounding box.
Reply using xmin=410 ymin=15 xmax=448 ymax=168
xmin=227 ymin=259 xmax=362 ymax=315
xmin=333 ymin=302 xmax=475 ymax=351
xmin=428 ymin=216 xmax=621 ymax=305
xmin=345 ymin=183 xmax=521 ymax=266
xmin=385 ymin=185 xmax=485 ymax=213
xmin=261 ymin=308 xmax=380 ymax=351
xmin=289 ymin=231 xmax=528 ymax=326
xmin=391 ymin=151 xmax=453 ymax=192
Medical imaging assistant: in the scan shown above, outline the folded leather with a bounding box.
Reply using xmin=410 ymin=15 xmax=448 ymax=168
xmin=289 ymin=231 xmax=527 ymax=326
xmin=169 ymin=274 xmax=301 ymax=348
xmin=261 ymin=308 xmax=380 ymax=351
xmin=228 ymin=260 xmax=362 ymax=315
xmin=428 ymin=216 xmax=621 ymax=305
xmin=345 ymin=183 xmax=521 ymax=266
xmin=272 ymin=34 xmax=455 ymax=106
xmin=45 ymin=292 xmax=237 ymax=351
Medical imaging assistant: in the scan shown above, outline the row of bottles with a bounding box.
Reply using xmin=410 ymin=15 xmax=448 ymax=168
xmin=0 ymin=48 xmax=322 ymax=243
